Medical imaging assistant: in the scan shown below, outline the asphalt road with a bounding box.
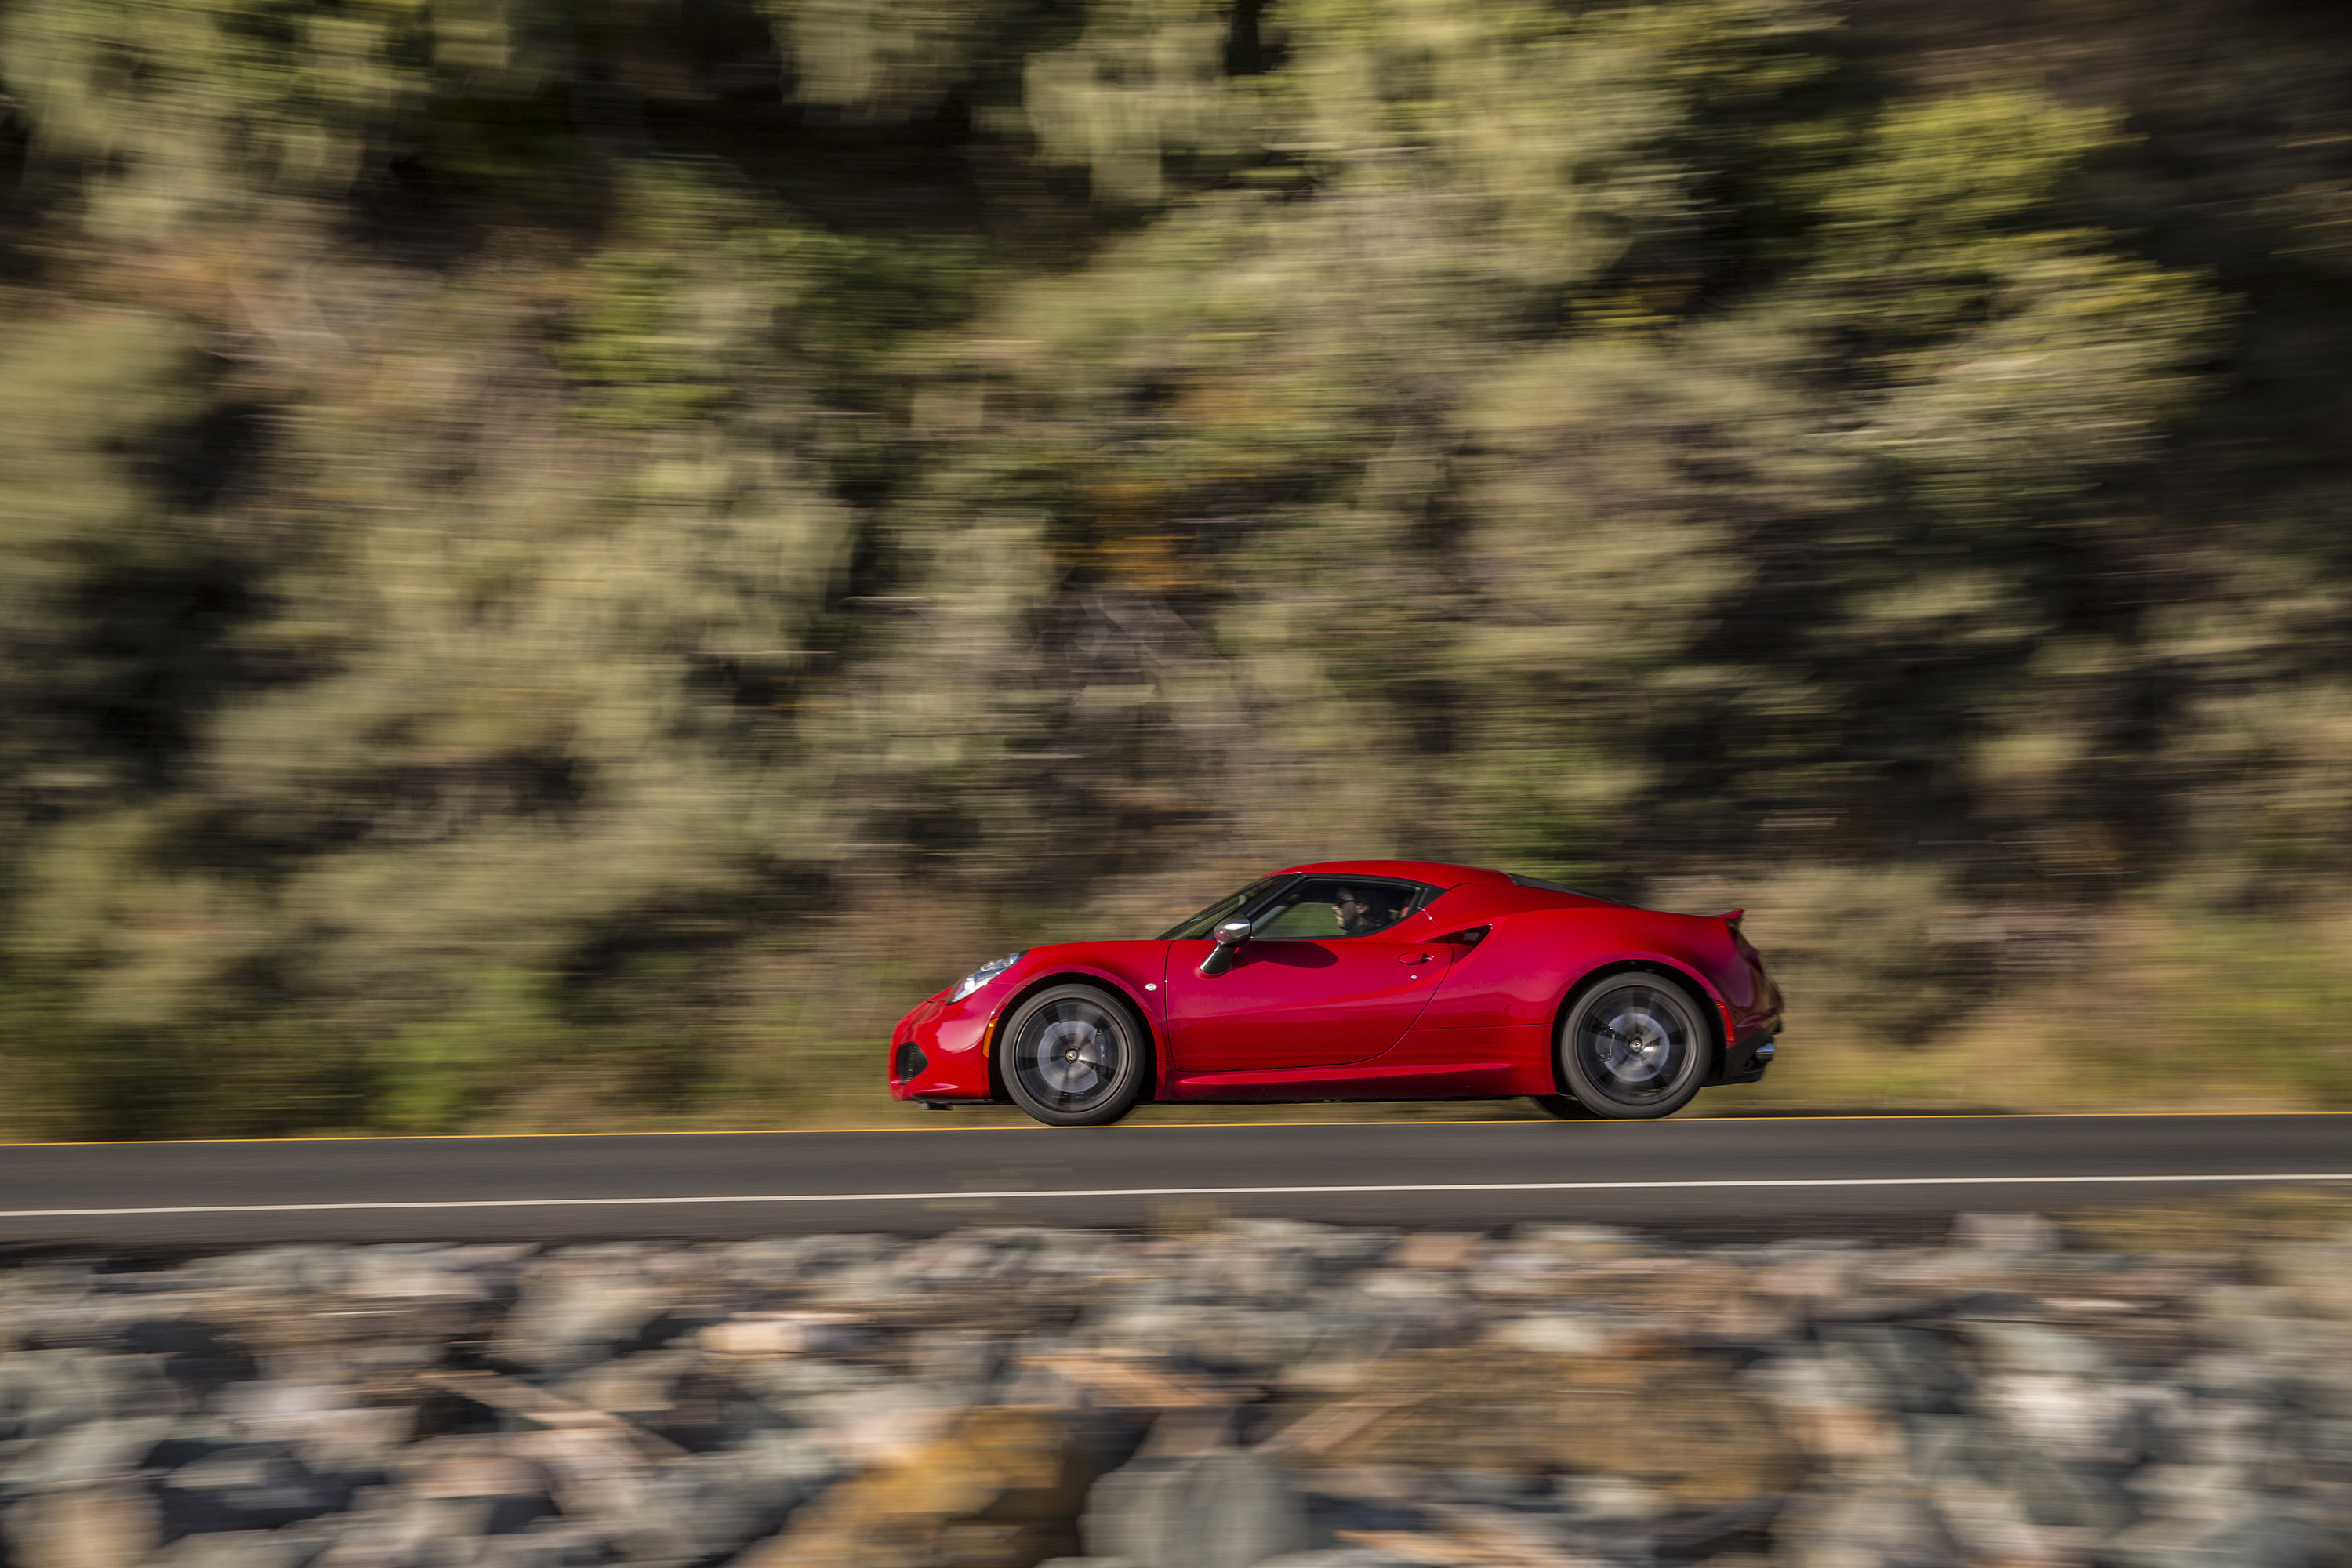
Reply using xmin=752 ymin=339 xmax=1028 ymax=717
xmin=2 ymin=1112 xmax=2347 ymax=1248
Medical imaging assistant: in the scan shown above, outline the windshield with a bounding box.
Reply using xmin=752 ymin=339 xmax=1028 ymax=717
xmin=1157 ymin=876 xmax=1289 ymax=940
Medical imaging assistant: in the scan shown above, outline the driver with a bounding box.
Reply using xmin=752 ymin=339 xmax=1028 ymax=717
xmin=1330 ymin=885 xmax=1398 ymax=937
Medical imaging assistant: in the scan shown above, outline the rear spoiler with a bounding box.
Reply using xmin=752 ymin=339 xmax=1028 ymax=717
xmin=1719 ymin=909 xmax=1745 ymax=927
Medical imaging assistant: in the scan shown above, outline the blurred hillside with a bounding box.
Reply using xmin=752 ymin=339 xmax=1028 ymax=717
xmin=2 ymin=0 xmax=2349 ymax=1138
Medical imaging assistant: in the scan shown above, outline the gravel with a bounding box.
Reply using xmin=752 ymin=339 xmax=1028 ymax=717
xmin=1 ymin=1212 xmax=2347 ymax=1567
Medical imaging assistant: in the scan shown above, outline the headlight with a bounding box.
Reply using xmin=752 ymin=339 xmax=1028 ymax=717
xmin=950 ymin=952 xmax=1025 ymax=1003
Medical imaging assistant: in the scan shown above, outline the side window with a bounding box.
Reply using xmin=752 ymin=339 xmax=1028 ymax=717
xmin=1250 ymin=877 xmax=1432 ymax=940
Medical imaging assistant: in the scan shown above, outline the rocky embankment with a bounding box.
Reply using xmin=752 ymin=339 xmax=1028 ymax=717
xmin=3 ymin=1213 xmax=2350 ymax=1568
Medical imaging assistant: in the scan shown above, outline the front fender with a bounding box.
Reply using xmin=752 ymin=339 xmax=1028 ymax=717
xmin=888 ymin=942 xmax=1171 ymax=1104
xmin=989 ymin=953 xmax=1171 ymax=1102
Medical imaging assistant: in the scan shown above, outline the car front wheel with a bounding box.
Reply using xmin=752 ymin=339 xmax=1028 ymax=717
xmin=1555 ymin=972 xmax=1709 ymax=1119
xmin=1000 ymin=983 xmax=1148 ymax=1127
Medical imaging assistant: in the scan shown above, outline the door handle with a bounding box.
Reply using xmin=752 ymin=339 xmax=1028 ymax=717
xmin=1399 ymin=952 xmax=1433 ymax=965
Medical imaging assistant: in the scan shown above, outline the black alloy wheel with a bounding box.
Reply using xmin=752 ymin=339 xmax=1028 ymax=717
xmin=1556 ymin=971 xmax=1709 ymax=1119
xmin=1001 ymin=983 xmax=1147 ymax=1127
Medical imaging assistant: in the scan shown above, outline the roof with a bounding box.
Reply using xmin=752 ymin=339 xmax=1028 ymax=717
xmin=1275 ymin=860 xmax=1512 ymax=887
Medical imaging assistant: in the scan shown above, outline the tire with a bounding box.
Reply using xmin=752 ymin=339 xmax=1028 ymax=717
xmin=1555 ymin=971 xmax=1710 ymax=1120
xmin=1000 ymin=983 xmax=1148 ymax=1127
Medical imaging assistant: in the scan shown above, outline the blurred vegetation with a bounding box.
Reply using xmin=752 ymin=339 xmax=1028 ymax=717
xmin=2 ymin=0 xmax=2349 ymax=1138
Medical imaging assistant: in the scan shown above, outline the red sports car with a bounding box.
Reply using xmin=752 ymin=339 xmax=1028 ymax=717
xmin=887 ymin=860 xmax=1782 ymax=1126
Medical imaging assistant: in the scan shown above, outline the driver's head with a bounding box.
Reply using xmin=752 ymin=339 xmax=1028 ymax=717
xmin=1331 ymin=885 xmax=1391 ymax=936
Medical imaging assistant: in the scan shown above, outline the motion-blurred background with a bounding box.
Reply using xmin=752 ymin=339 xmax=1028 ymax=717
xmin=1 ymin=0 xmax=2348 ymax=1140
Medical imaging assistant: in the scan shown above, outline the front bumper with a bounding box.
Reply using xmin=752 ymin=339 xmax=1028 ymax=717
xmin=887 ymin=992 xmax=999 ymax=1103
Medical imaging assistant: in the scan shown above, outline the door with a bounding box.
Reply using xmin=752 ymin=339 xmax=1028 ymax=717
xmin=1165 ymin=876 xmax=1447 ymax=1072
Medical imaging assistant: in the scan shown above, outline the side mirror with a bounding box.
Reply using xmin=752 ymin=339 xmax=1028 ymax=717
xmin=1199 ymin=918 xmax=1252 ymax=977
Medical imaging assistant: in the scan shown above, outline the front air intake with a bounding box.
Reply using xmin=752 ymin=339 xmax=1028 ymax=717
xmin=893 ymin=1042 xmax=928 ymax=1082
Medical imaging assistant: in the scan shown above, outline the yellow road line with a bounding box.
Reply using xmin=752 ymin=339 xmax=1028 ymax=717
xmin=2 ymin=1106 xmax=2346 ymax=1150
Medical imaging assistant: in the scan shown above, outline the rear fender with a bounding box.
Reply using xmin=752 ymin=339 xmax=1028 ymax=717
xmin=1551 ymin=957 xmax=1733 ymax=1090
xmin=1416 ymin=906 xmax=1747 ymax=1083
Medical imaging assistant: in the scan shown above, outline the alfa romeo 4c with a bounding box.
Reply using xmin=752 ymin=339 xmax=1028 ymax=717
xmin=888 ymin=860 xmax=1781 ymax=1126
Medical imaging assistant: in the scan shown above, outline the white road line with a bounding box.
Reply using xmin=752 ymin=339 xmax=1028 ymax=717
xmin=3 ymin=1171 xmax=2350 ymax=1219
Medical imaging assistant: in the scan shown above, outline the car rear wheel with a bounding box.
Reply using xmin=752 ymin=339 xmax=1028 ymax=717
xmin=1556 ymin=971 xmax=1709 ymax=1119
xmin=1001 ymin=984 xmax=1147 ymax=1127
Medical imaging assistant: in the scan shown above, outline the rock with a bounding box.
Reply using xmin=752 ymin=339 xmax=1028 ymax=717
xmin=1482 ymin=1312 xmax=1624 ymax=1356
xmin=1081 ymin=1450 xmax=1322 ymax=1568
xmin=1314 ymin=1349 xmax=1800 ymax=1504
xmin=158 ymin=1444 xmax=357 ymax=1534
xmin=599 ymin=1450 xmax=808 ymax=1563
xmin=556 ymin=1348 xmax=700 ymax=1421
xmin=2108 ymin=1512 xmax=2331 ymax=1568
xmin=492 ymin=1263 xmax=685 ymax=1374
xmin=1205 ymin=1242 xmax=1319 ymax=1306
xmin=345 ymin=1250 xmax=495 ymax=1304
xmin=1330 ymin=1506 xmax=1591 ymax=1568
xmin=2174 ymin=1348 xmax=2289 ymax=1403
xmin=0 ymin=1349 xmax=183 ymax=1436
xmin=1815 ymin=1327 xmax=1970 ymax=1416
xmin=804 ymin=1386 xmax=959 ymax=1468
xmin=1653 ymin=1494 xmax=1784 ymax=1562
xmin=1 ymin=1481 xmax=161 ymax=1568
xmin=724 ymin=1235 xmax=895 ymax=1287
xmin=1961 ymin=1321 xmax=2114 ymax=1380
xmin=1951 ymin=1213 xmax=2063 ymax=1252
xmin=731 ymin=1427 xmax=844 ymax=1491
xmin=2122 ymin=1460 xmax=2245 ymax=1513
xmin=903 ymin=1328 xmax=1009 ymax=1396
xmin=1434 ymin=1470 xmax=1550 ymax=1504
xmin=216 ymin=1380 xmax=412 ymax=1469
xmin=510 ymin=1426 xmax=659 ymax=1521
xmin=735 ymin=1406 xmax=1104 ymax=1568
xmin=1513 ymin=1225 xmax=1646 ymax=1261
xmin=111 ymin=1316 xmax=256 ymax=1397
xmin=309 ymin=1492 xmax=512 ymax=1567
xmin=4 ymin=1414 xmax=182 ymax=1487
xmin=2009 ymin=1456 xmax=2135 ymax=1534
xmin=1775 ymin=1480 xmax=1965 ymax=1568
xmin=7 ymin=1221 xmax=2352 ymax=1568
xmin=1554 ymin=1474 xmax=1672 ymax=1523
xmin=1750 ymin=1252 xmax=1864 ymax=1311
xmin=698 ymin=1313 xmax=865 ymax=1359
xmin=1299 ymin=1490 xmax=1425 ymax=1540
xmin=146 ymin=1528 xmax=332 ymax=1568
xmin=2261 ymin=1242 xmax=2352 ymax=1321
xmin=1744 ymin=1350 xmax=1900 ymax=1471
xmin=1929 ymin=1475 xmax=2081 ymax=1568
xmin=1389 ymin=1235 xmax=1481 ymax=1272
xmin=458 ymin=1523 xmax=619 ymax=1568
xmin=209 ymin=1249 xmax=358 ymax=1295
xmin=1353 ymin=1273 xmax=1457 ymax=1301
xmin=1975 ymin=1372 xmax=2128 ymax=1458
xmin=1080 ymin=1306 xmax=1323 ymax=1377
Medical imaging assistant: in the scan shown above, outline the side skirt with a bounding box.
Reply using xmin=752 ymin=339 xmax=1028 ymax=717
xmin=1165 ymin=1059 xmax=1521 ymax=1103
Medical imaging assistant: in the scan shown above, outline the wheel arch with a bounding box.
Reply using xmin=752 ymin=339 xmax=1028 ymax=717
xmin=1548 ymin=957 xmax=1732 ymax=1095
xmin=987 ymin=969 xmax=1163 ymax=1105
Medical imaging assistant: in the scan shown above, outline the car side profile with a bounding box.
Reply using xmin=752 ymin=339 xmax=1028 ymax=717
xmin=887 ymin=860 xmax=1782 ymax=1127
